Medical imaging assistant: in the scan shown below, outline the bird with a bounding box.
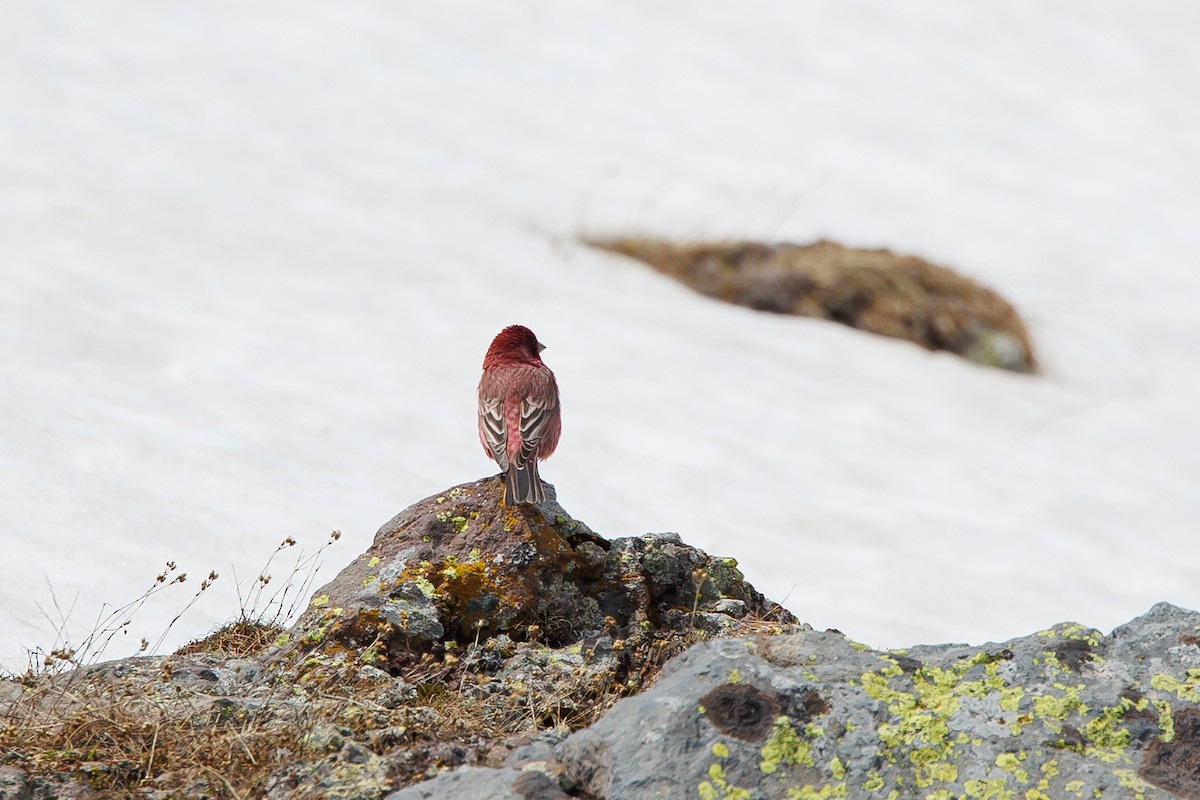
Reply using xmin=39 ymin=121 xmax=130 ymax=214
xmin=477 ymin=325 xmax=562 ymax=505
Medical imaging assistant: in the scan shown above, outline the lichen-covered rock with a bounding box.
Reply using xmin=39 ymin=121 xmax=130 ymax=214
xmin=565 ymin=602 xmax=1200 ymax=799
xmin=13 ymin=480 xmax=1199 ymax=800
xmin=590 ymin=237 xmax=1038 ymax=373
xmin=285 ymin=476 xmax=790 ymax=671
xmin=397 ymin=602 xmax=1200 ymax=799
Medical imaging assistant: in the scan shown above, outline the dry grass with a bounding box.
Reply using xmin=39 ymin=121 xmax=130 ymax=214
xmin=0 ymin=529 xmax=801 ymax=797
xmin=0 ymin=612 xmax=798 ymax=797
xmin=174 ymin=619 xmax=286 ymax=659
xmin=0 ymin=661 xmax=317 ymax=795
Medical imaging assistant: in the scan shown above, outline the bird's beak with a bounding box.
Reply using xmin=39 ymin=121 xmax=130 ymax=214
xmin=537 ymin=342 xmax=547 ymax=353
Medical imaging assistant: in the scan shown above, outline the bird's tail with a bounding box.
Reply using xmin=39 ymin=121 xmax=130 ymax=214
xmin=505 ymin=462 xmax=544 ymax=505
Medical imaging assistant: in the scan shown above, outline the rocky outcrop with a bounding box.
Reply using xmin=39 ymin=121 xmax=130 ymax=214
xmin=4 ymin=481 xmax=1197 ymax=799
xmin=283 ymin=476 xmax=790 ymax=672
xmin=589 ymin=237 xmax=1038 ymax=373
xmin=0 ymin=479 xmax=792 ymax=798
xmin=394 ymin=602 xmax=1200 ymax=800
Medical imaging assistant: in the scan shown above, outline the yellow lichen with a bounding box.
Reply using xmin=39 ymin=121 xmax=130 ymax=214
xmin=995 ymin=751 xmax=1029 ymax=784
xmin=760 ymin=718 xmax=814 ymax=774
xmin=1083 ymin=703 xmax=1132 ymax=762
xmin=699 ymin=761 xmax=751 ymax=800
xmin=786 ymin=784 xmax=848 ymax=800
xmin=1151 ymin=672 xmax=1200 ymax=702
xmin=1154 ymin=699 xmax=1174 ymax=742
xmin=1031 ymin=684 xmax=1087 ymax=729
xmin=963 ymin=778 xmax=1015 ymax=799
xmin=1113 ymin=768 xmax=1151 ymax=800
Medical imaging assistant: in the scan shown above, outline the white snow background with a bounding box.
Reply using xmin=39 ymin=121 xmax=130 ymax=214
xmin=3 ymin=1 xmax=1199 ymax=671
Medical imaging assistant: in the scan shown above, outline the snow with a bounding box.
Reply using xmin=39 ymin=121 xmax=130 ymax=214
xmin=3 ymin=1 xmax=1199 ymax=671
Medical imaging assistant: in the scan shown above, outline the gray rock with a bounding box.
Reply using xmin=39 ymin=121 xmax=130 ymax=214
xmin=0 ymin=767 xmax=30 ymax=800
xmin=384 ymin=766 xmax=523 ymax=800
xmin=402 ymin=602 xmax=1200 ymax=799
xmin=284 ymin=476 xmax=791 ymax=671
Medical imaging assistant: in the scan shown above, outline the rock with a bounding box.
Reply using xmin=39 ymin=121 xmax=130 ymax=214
xmin=12 ymin=481 xmax=1200 ymax=800
xmin=553 ymin=602 xmax=1200 ymax=799
xmin=285 ymin=476 xmax=791 ymax=672
xmin=383 ymin=766 xmax=523 ymax=800
xmin=589 ymin=236 xmax=1038 ymax=373
xmin=0 ymin=767 xmax=30 ymax=800
xmin=394 ymin=602 xmax=1200 ymax=799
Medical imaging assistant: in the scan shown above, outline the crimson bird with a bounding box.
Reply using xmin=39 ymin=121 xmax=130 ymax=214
xmin=477 ymin=325 xmax=562 ymax=505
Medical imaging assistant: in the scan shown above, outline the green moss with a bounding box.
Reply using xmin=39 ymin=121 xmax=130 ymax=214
xmin=367 ymin=556 xmax=381 ymax=568
xmin=1064 ymin=780 xmax=1084 ymax=795
xmin=760 ymin=718 xmax=814 ymax=774
xmin=728 ymin=668 xmax=742 ymax=684
xmin=830 ymin=756 xmax=845 ymax=780
xmin=273 ymin=632 xmax=290 ymax=647
xmin=451 ymin=516 xmax=469 ymax=533
xmin=712 ymin=742 xmax=730 ymax=759
xmin=311 ymin=594 xmax=330 ymax=608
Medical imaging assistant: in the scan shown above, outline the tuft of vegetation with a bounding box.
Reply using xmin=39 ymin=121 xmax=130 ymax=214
xmin=0 ymin=563 xmax=794 ymax=797
xmin=172 ymin=618 xmax=285 ymax=658
xmin=588 ymin=236 xmax=1038 ymax=373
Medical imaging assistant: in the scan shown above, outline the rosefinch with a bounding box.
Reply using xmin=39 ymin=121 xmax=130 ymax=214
xmin=477 ymin=325 xmax=562 ymax=505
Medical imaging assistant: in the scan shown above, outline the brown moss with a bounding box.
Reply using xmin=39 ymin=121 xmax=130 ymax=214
xmin=701 ymin=683 xmax=782 ymax=741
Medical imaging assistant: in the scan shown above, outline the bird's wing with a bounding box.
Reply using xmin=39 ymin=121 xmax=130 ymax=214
xmin=516 ymin=392 xmax=557 ymax=466
xmin=478 ymin=395 xmax=508 ymax=469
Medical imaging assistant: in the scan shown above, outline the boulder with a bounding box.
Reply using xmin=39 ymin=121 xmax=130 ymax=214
xmin=395 ymin=602 xmax=1200 ymax=799
xmin=284 ymin=476 xmax=791 ymax=672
